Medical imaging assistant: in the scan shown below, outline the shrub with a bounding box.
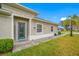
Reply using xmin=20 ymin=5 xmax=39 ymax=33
xmin=58 ymin=31 xmax=61 ymax=35
xmin=0 ymin=39 xmax=13 ymax=53
xmin=54 ymin=33 xmax=57 ymax=36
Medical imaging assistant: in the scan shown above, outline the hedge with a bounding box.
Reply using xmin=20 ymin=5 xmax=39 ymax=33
xmin=0 ymin=39 xmax=13 ymax=53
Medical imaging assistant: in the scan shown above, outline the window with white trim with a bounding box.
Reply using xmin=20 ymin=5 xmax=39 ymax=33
xmin=51 ymin=26 xmax=53 ymax=32
xmin=37 ymin=24 xmax=42 ymax=32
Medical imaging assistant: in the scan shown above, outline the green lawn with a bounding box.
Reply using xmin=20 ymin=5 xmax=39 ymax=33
xmin=4 ymin=34 xmax=79 ymax=56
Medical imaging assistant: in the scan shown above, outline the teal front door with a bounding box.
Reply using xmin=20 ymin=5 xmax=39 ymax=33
xmin=18 ymin=22 xmax=25 ymax=40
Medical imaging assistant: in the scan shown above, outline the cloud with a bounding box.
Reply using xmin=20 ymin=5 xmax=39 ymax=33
xmin=60 ymin=17 xmax=67 ymax=21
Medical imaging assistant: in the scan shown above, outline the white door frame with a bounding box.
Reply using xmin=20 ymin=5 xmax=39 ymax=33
xmin=15 ymin=17 xmax=28 ymax=41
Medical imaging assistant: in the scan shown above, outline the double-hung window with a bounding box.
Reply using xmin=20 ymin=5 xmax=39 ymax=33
xmin=37 ymin=24 xmax=42 ymax=32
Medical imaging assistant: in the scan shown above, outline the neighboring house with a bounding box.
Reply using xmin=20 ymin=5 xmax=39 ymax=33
xmin=67 ymin=25 xmax=79 ymax=31
xmin=58 ymin=26 xmax=64 ymax=31
xmin=0 ymin=3 xmax=58 ymax=46
xmin=72 ymin=25 xmax=79 ymax=31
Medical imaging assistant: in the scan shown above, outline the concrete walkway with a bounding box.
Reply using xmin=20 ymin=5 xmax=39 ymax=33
xmin=31 ymin=32 xmax=69 ymax=45
xmin=13 ymin=33 xmax=69 ymax=52
xmin=73 ymin=32 xmax=79 ymax=34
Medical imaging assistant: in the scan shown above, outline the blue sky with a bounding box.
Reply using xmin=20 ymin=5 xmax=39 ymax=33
xmin=20 ymin=3 xmax=79 ymax=23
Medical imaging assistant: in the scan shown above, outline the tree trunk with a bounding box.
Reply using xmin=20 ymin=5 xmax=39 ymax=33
xmin=70 ymin=21 xmax=73 ymax=36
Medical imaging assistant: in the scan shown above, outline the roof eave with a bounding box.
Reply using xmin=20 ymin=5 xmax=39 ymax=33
xmin=0 ymin=9 xmax=11 ymax=16
xmin=17 ymin=3 xmax=39 ymax=15
xmin=5 ymin=3 xmax=39 ymax=15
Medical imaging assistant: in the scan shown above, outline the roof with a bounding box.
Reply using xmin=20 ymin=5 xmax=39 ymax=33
xmin=4 ymin=3 xmax=38 ymax=15
xmin=33 ymin=17 xmax=58 ymax=26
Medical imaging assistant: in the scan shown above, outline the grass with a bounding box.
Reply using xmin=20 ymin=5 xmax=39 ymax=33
xmin=3 ymin=34 xmax=79 ymax=56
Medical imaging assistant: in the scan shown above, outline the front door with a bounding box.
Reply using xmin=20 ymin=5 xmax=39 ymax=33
xmin=18 ymin=22 xmax=25 ymax=40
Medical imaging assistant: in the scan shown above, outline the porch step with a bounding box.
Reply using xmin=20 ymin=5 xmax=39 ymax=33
xmin=13 ymin=40 xmax=32 ymax=52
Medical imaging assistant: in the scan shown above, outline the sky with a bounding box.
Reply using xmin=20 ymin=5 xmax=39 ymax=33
xmin=20 ymin=3 xmax=79 ymax=23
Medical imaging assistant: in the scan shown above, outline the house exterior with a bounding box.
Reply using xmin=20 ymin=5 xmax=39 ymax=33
xmin=67 ymin=25 xmax=79 ymax=31
xmin=0 ymin=3 xmax=58 ymax=45
xmin=72 ymin=25 xmax=79 ymax=31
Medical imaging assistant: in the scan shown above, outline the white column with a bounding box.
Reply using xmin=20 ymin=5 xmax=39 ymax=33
xmin=28 ymin=18 xmax=32 ymax=40
xmin=11 ymin=14 xmax=14 ymax=40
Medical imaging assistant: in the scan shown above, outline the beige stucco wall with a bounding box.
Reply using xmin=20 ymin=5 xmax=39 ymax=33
xmin=0 ymin=14 xmax=12 ymax=38
xmin=31 ymin=19 xmax=58 ymax=35
xmin=2 ymin=4 xmax=36 ymax=19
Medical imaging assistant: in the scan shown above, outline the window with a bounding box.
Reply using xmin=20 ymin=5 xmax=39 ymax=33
xmin=51 ymin=26 xmax=53 ymax=32
xmin=37 ymin=24 xmax=42 ymax=32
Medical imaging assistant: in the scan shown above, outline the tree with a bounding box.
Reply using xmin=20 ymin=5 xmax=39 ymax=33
xmin=61 ymin=15 xmax=79 ymax=36
xmin=62 ymin=18 xmax=76 ymax=31
xmin=71 ymin=15 xmax=79 ymax=31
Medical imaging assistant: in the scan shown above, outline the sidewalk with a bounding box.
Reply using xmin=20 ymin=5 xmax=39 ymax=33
xmin=73 ymin=32 xmax=79 ymax=34
xmin=13 ymin=33 xmax=69 ymax=52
